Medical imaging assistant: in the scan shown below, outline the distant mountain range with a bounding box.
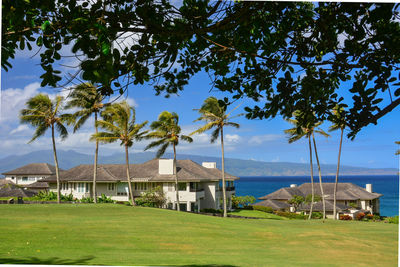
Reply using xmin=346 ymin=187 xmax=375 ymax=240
xmin=0 ymin=149 xmax=397 ymax=177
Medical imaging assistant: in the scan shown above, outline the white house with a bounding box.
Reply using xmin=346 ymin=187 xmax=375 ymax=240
xmin=2 ymin=163 xmax=58 ymax=186
xmin=39 ymin=159 xmax=238 ymax=212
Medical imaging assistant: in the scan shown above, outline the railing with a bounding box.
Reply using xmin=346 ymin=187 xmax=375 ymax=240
xmin=189 ymin=188 xmax=204 ymax=192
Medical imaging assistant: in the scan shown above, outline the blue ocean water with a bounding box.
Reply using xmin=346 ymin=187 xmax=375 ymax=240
xmin=235 ymin=175 xmax=399 ymax=217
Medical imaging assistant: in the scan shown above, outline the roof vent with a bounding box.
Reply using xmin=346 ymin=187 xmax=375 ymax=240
xmin=366 ymin=184 xmax=372 ymax=193
xmin=159 ymin=159 xmax=175 ymax=175
xmin=290 ymin=184 xmax=297 ymax=188
xmin=202 ymin=162 xmax=216 ymax=168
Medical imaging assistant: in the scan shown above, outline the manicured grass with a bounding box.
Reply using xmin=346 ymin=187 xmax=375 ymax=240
xmin=228 ymin=209 xmax=288 ymax=220
xmin=0 ymin=204 xmax=397 ymax=266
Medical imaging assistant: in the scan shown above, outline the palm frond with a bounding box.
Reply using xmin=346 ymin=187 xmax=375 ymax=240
xmin=156 ymin=143 xmax=169 ymax=158
xmin=210 ymin=127 xmax=220 ymax=143
xmin=225 ymin=122 xmax=240 ymax=129
xmin=28 ymin=124 xmax=48 ymax=143
xmin=144 ymin=138 xmax=168 ymax=151
xmin=190 ymin=122 xmax=216 ymax=136
xmin=90 ymin=132 xmax=119 ymax=144
xmin=56 ymin=122 xmax=68 ymax=140
xmin=180 ymin=135 xmax=193 ymax=143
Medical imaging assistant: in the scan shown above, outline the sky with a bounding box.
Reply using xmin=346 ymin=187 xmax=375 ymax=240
xmin=1 ymin=41 xmax=399 ymax=170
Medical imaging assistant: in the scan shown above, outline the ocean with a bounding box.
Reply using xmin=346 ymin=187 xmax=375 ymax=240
xmin=235 ymin=175 xmax=399 ymax=217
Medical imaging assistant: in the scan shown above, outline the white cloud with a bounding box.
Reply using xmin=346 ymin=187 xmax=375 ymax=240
xmin=248 ymin=134 xmax=282 ymax=145
xmin=271 ymin=156 xmax=280 ymax=163
xmin=0 ymin=82 xmax=41 ymax=122
xmin=9 ymin=125 xmax=31 ymax=135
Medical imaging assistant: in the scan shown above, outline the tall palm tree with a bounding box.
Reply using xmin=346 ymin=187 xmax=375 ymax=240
xmin=329 ymin=105 xmax=347 ymax=220
xmin=191 ymin=97 xmax=241 ymax=218
xmin=65 ymin=83 xmax=106 ymax=203
xmin=395 ymin=141 xmax=400 ymax=155
xmin=145 ymin=111 xmax=193 ymax=211
xmin=91 ymin=101 xmax=148 ymax=205
xmin=285 ymin=110 xmax=329 ymax=220
xmin=20 ymin=94 xmax=69 ymax=204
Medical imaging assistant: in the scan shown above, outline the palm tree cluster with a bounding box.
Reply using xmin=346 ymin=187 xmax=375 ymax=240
xmin=20 ymin=85 xmax=241 ymax=217
xmin=284 ymin=106 xmax=348 ymax=220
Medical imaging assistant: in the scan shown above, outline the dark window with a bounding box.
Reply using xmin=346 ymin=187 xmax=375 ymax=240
xmin=179 ymin=203 xmax=187 ymax=211
xmin=178 ymin=183 xmax=187 ymax=191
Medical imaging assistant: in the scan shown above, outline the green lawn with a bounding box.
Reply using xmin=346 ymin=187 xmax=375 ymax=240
xmin=0 ymin=204 xmax=397 ymax=266
xmin=228 ymin=209 xmax=288 ymax=220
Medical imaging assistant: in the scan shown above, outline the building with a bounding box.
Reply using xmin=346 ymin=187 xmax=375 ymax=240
xmin=256 ymin=183 xmax=382 ymax=218
xmin=39 ymin=159 xmax=238 ymax=212
xmin=2 ymin=163 xmax=58 ymax=186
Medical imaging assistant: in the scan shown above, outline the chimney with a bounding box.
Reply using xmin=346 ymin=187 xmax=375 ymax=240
xmin=366 ymin=184 xmax=372 ymax=193
xmin=202 ymin=162 xmax=216 ymax=168
xmin=159 ymin=159 xmax=175 ymax=175
xmin=290 ymin=184 xmax=297 ymax=188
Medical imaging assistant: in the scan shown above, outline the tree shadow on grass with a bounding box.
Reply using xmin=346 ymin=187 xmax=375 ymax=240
xmin=0 ymin=256 xmax=95 ymax=265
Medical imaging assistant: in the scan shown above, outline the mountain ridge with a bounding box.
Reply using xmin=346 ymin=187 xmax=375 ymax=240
xmin=0 ymin=149 xmax=397 ymax=177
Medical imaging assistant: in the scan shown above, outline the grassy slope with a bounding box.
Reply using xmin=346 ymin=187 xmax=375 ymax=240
xmin=0 ymin=204 xmax=397 ymax=267
xmin=228 ymin=209 xmax=288 ymax=220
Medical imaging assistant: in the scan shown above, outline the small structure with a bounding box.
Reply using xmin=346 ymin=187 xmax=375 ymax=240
xmin=0 ymin=181 xmax=36 ymax=199
xmin=258 ymin=183 xmax=382 ymax=218
xmin=2 ymin=163 xmax=60 ymax=186
xmin=39 ymin=159 xmax=239 ymax=212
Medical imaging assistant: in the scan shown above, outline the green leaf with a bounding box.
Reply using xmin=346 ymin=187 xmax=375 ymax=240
xmin=102 ymin=43 xmax=110 ymax=55
xmin=41 ymin=20 xmax=51 ymax=31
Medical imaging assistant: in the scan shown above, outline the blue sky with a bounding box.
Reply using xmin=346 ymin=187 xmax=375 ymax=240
xmin=1 ymin=45 xmax=399 ymax=169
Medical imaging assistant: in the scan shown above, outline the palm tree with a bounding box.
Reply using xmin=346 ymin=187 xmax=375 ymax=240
xmin=191 ymin=97 xmax=241 ymax=218
xmin=285 ymin=110 xmax=329 ymax=220
xmin=20 ymin=94 xmax=69 ymax=204
xmin=91 ymin=101 xmax=147 ymax=205
xmin=65 ymin=83 xmax=106 ymax=203
xmin=145 ymin=111 xmax=193 ymax=211
xmin=395 ymin=141 xmax=400 ymax=155
xmin=329 ymin=105 xmax=347 ymax=220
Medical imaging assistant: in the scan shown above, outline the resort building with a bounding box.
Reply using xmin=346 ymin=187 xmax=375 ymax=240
xmin=39 ymin=159 xmax=238 ymax=211
xmin=2 ymin=163 xmax=57 ymax=188
xmin=255 ymin=183 xmax=382 ymax=218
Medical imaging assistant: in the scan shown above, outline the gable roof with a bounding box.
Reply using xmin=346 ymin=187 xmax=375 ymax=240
xmin=259 ymin=183 xmax=382 ymax=201
xmin=0 ymin=182 xmax=36 ymax=197
xmin=253 ymin=199 xmax=291 ymax=210
xmin=40 ymin=159 xmax=239 ymax=183
xmin=2 ymin=163 xmax=59 ymax=176
xmin=298 ymin=200 xmax=349 ymax=212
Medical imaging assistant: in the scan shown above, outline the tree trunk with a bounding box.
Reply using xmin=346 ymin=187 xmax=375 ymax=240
xmin=333 ymin=127 xmax=344 ymax=220
xmin=221 ymin=127 xmax=227 ymax=218
xmin=125 ymin=145 xmax=135 ymax=206
xmin=52 ymin=124 xmax=61 ymax=204
xmin=173 ymin=143 xmax=180 ymax=211
xmin=308 ymin=135 xmax=314 ymax=220
xmin=312 ymin=132 xmax=326 ymax=221
xmin=93 ymin=112 xmax=98 ymax=203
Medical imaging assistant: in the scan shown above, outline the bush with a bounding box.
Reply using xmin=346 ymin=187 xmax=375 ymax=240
xmin=200 ymin=208 xmax=222 ymax=214
xmin=81 ymin=197 xmax=94 ymax=203
xmin=372 ymin=214 xmax=381 ymax=221
xmin=365 ymin=214 xmax=374 ymax=220
xmin=253 ymin=205 xmax=274 ymax=213
xmin=32 ymin=191 xmax=57 ymax=201
xmin=232 ymin=195 xmax=256 ymax=209
xmin=135 ymin=186 xmax=166 ymax=208
xmin=61 ymin=193 xmax=74 ymax=201
xmin=311 ymin=212 xmax=323 ymax=219
xmin=356 ymin=212 xmax=365 ymax=221
xmin=274 ymin=211 xmax=306 ymax=220
xmin=97 ymin=194 xmax=113 ymax=203
xmin=339 ymin=215 xmax=352 ymax=220
xmin=384 ymin=216 xmax=399 ymax=224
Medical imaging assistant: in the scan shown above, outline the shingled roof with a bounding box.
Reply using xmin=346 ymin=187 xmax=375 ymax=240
xmin=40 ymin=159 xmax=239 ymax=183
xmin=2 ymin=163 xmax=60 ymax=176
xmin=298 ymin=200 xmax=350 ymax=212
xmin=259 ymin=183 xmax=382 ymax=201
xmin=0 ymin=182 xmax=36 ymax=197
xmin=253 ymin=199 xmax=291 ymax=210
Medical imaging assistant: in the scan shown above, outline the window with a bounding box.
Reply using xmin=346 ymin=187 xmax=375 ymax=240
xmin=22 ymin=177 xmax=28 ymax=182
xmin=77 ymin=183 xmax=85 ymax=193
xmin=178 ymin=182 xmax=187 ymax=191
xmin=86 ymin=183 xmax=89 ymax=193
xmin=74 ymin=183 xmax=77 ymax=190
xmin=190 ymin=182 xmax=197 ymax=191
xmin=11 ymin=177 xmax=15 ymax=180
xmin=117 ymin=183 xmax=128 ymax=196
xmin=179 ymin=203 xmax=187 ymax=211
xmin=28 ymin=177 xmax=36 ymax=181
xmin=168 ymin=183 xmax=174 ymax=192
xmin=134 ymin=183 xmax=148 ymax=191
xmin=108 ymin=183 xmax=115 ymax=191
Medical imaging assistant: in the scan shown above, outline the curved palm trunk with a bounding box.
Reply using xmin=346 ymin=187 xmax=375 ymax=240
xmin=312 ymin=132 xmax=326 ymax=221
xmin=333 ymin=127 xmax=344 ymax=220
xmin=125 ymin=145 xmax=135 ymax=206
xmin=173 ymin=143 xmax=180 ymax=211
xmin=93 ymin=112 xmax=98 ymax=203
xmin=51 ymin=124 xmax=61 ymax=204
xmin=221 ymin=127 xmax=227 ymax=218
xmin=308 ymin=135 xmax=314 ymax=220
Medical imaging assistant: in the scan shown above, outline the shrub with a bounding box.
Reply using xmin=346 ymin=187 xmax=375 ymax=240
xmin=311 ymin=212 xmax=323 ymax=219
xmin=384 ymin=216 xmax=399 ymax=224
xmin=61 ymin=193 xmax=74 ymax=201
xmin=232 ymin=195 xmax=256 ymax=209
xmin=32 ymin=191 xmax=57 ymax=201
xmin=97 ymin=194 xmax=113 ymax=203
xmin=356 ymin=212 xmax=365 ymax=220
xmin=274 ymin=211 xmax=306 ymax=220
xmin=253 ymin=205 xmax=274 ymax=213
xmin=365 ymin=214 xmax=374 ymax=220
xmin=349 ymin=202 xmax=358 ymax=209
xmin=339 ymin=215 xmax=352 ymax=220
xmin=373 ymin=215 xmax=381 ymax=221
xmin=81 ymin=197 xmax=94 ymax=203
xmin=200 ymin=208 xmax=222 ymax=214
xmin=135 ymin=186 xmax=166 ymax=208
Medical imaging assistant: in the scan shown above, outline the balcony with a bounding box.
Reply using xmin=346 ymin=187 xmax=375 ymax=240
xmin=190 ymin=188 xmax=204 ymax=193
xmin=217 ymin=187 xmax=235 ymax=192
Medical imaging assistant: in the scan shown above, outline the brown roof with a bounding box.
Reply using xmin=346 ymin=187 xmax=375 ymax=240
xmin=40 ymin=159 xmax=239 ymax=183
xmin=253 ymin=199 xmax=291 ymax=210
xmin=0 ymin=183 xmax=36 ymax=197
xmin=2 ymin=163 xmax=60 ymax=176
xmin=298 ymin=200 xmax=350 ymax=212
xmin=259 ymin=183 xmax=382 ymax=201
xmin=23 ymin=181 xmax=49 ymax=189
